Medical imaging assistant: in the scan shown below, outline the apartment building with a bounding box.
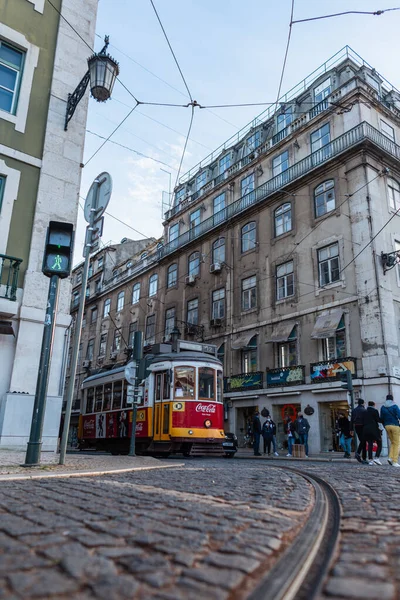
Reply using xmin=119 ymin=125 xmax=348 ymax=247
xmin=68 ymin=47 xmax=400 ymax=454
xmin=0 ymin=0 xmax=98 ymax=450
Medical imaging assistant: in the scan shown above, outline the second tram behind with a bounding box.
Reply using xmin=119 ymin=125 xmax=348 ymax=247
xmin=78 ymin=344 xmax=225 ymax=456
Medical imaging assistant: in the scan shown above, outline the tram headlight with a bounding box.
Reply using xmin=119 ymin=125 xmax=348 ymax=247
xmin=204 ymin=419 xmax=212 ymax=428
xmin=188 ymin=430 xmax=193 ymax=435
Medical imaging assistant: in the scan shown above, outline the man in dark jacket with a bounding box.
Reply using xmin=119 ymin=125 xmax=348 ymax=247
xmin=362 ymin=401 xmax=382 ymax=465
xmin=252 ymin=411 xmax=262 ymax=456
xmin=351 ymin=398 xmax=366 ymax=463
xmin=380 ymin=394 xmax=400 ymax=466
xmin=338 ymin=412 xmax=352 ymax=458
xmin=262 ymin=417 xmax=276 ymax=455
xmin=295 ymin=413 xmax=310 ymax=457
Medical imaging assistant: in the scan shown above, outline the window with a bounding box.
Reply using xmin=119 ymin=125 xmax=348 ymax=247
xmin=212 ymin=238 xmax=225 ymax=264
xmin=0 ymin=41 xmax=24 ymax=114
xmin=322 ymin=316 xmax=346 ymax=360
xmin=213 ymin=192 xmax=226 ymax=223
xmin=78 ymin=343 xmax=83 ymax=365
xmin=275 ymin=203 xmax=292 ymax=236
xmin=277 ymin=106 xmax=292 ymax=132
xmin=86 ymin=387 xmax=94 ymax=414
xmin=212 ymin=288 xmax=225 ymax=319
xmin=113 ymin=332 xmax=121 ymax=353
xmin=187 ymin=298 xmax=199 ymax=325
xmin=188 ymin=251 xmax=200 ymax=276
xmin=97 ymin=256 xmax=103 ymax=269
xmin=199 ymin=367 xmax=215 ymax=399
xmin=242 ymin=336 xmax=257 ymax=373
xmin=196 ymin=171 xmax=207 ymax=191
xmin=164 ymin=308 xmax=175 ymax=340
xmin=217 ymin=343 xmax=225 ymax=367
xmin=128 ymin=321 xmax=138 ymax=347
xmin=149 ymin=274 xmax=158 ymax=297
xmin=99 ymin=333 xmax=107 ymax=356
xmin=190 ymin=208 xmax=201 ymax=231
xmin=86 ymin=339 xmax=94 ymax=361
xmin=117 ymin=291 xmax=124 ymax=312
xmin=86 ymin=285 xmax=90 ymax=298
xmin=276 ymin=261 xmax=294 ymax=300
xmin=167 ymin=263 xmax=178 ymax=288
xmin=145 ymin=314 xmax=156 ymax=344
xmin=396 ymin=241 xmax=400 ymax=282
xmin=242 ymin=276 xmax=257 ymax=311
xmin=219 ymin=154 xmax=231 ymax=175
xmin=175 ymin=187 xmax=186 ymax=206
xmin=278 ymin=328 xmax=297 ymax=367
xmin=76 ymin=272 xmax=82 ymax=285
xmin=388 ymin=178 xmax=400 ymax=210
xmin=241 ymin=174 xmax=254 ymax=196
xmin=318 ymin=243 xmax=340 ymax=286
xmin=72 ymin=291 xmax=79 ymax=307
xmin=311 ymin=123 xmax=330 ymax=154
xmin=95 ymin=279 xmax=101 ymax=294
xmin=272 ymin=151 xmax=289 ymax=178
xmin=315 ymin=180 xmax=335 ymax=218
xmin=112 ymin=269 xmax=119 ymax=279
xmin=242 ymin=131 xmax=261 ymax=157
xmin=103 ymin=298 xmax=111 ymax=317
xmin=88 ymin=263 xmax=93 ymax=278
xmin=174 ymin=366 xmax=195 ymax=399
xmin=381 ymin=120 xmax=395 ymax=142
xmin=169 ymin=223 xmax=179 ymax=244
xmin=91 ymin=306 xmax=98 ymax=323
xmin=132 ymin=282 xmax=140 ymax=304
xmin=314 ymin=77 xmax=331 ymax=103
xmin=82 ymin=312 xmax=86 ymax=328
xmin=0 ymin=176 xmax=5 ymax=212
xmin=126 ymin=261 xmax=132 ymax=269
xmin=141 ymin=252 xmax=148 ymax=260
xmin=241 ymin=222 xmax=256 ymax=253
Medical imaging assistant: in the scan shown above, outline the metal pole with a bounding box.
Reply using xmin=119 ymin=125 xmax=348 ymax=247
xmin=59 ymin=201 xmax=98 ymax=464
xmin=128 ymin=402 xmax=137 ymax=457
xmin=24 ymin=275 xmax=60 ymax=466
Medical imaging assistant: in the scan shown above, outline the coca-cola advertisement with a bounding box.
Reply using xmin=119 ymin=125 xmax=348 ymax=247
xmin=172 ymin=402 xmax=223 ymax=429
xmin=82 ymin=408 xmax=150 ymax=439
xmin=82 ymin=416 xmax=96 ymax=438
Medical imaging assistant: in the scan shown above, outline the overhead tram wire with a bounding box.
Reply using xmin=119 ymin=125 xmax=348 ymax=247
xmin=291 ymin=6 xmax=400 ymax=24
xmin=78 ymin=198 xmax=152 ymax=240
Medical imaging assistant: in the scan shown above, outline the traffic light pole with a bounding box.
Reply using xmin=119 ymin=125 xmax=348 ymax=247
xmin=129 ymin=401 xmax=138 ymax=457
xmin=128 ymin=332 xmax=143 ymax=458
xmin=24 ymin=275 xmax=60 ymax=466
xmin=59 ymin=206 xmax=96 ymax=465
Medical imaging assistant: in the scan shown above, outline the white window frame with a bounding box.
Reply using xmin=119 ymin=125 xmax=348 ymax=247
xmin=276 ymin=261 xmax=294 ymax=300
xmin=132 ymin=282 xmax=140 ymax=304
xmin=311 ymin=123 xmax=330 ymax=153
xmin=277 ymin=106 xmax=293 ymax=132
xmin=164 ymin=308 xmax=175 ymax=340
xmin=0 ymin=159 xmax=20 ymax=254
xmin=241 ymin=276 xmax=257 ymax=311
xmin=167 ymin=263 xmax=178 ymax=288
xmin=196 ymin=171 xmax=207 ymax=192
xmin=212 ymin=238 xmax=225 ymax=264
xmin=26 ymin=0 xmax=45 ymax=13
xmin=241 ymin=174 xmax=255 ymax=196
xmin=212 ymin=288 xmax=225 ymax=319
xmin=99 ymin=333 xmax=107 ymax=356
xmin=117 ymin=291 xmax=124 ymax=312
xmin=103 ymin=299 xmax=111 ymax=318
xmin=387 ymin=178 xmax=400 ymax=211
xmin=272 ymin=151 xmax=289 ymax=177
xmin=187 ymin=298 xmax=199 ymax=325
xmin=381 ymin=119 xmax=395 ymax=142
xmin=314 ymin=180 xmax=335 ymax=218
xmin=314 ymin=77 xmax=331 ymax=103
xmin=318 ymin=242 xmax=340 ymax=287
xmin=149 ymin=274 xmax=158 ymax=297
xmin=274 ymin=202 xmax=292 ymax=237
xmin=0 ymin=24 xmax=39 ymax=132
xmin=219 ymin=154 xmax=231 ymax=175
xmin=169 ymin=223 xmax=179 ymax=243
xmin=241 ymin=222 xmax=256 ymax=253
xmin=188 ymin=251 xmax=200 ymax=276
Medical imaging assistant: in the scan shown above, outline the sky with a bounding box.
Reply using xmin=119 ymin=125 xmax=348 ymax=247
xmin=73 ymin=0 xmax=400 ymax=263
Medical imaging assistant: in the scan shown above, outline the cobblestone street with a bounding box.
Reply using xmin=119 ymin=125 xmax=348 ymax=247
xmin=0 ymin=457 xmax=399 ymax=599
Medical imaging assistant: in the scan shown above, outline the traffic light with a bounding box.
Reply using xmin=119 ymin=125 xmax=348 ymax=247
xmin=340 ymin=369 xmax=353 ymax=391
xmin=42 ymin=221 xmax=74 ymax=279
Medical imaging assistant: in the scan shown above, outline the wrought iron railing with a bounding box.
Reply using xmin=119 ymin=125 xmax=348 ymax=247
xmin=266 ymin=365 xmax=305 ymax=387
xmin=161 ymin=122 xmax=393 ymax=257
xmin=0 ymin=254 xmax=22 ymax=301
xmin=310 ymin=357 xmax=357 ymax=382
xmin=224 ymin=371 xmax=264 ymax=392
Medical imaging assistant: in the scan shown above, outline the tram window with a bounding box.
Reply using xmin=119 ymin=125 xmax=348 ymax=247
xmin=174 ymin=367 xmax=195 ymax=398
xmin=104 ymin=382 xmax=112 ymax=411
xmin=163 ymin=371 xmax=171 ymax=400
xmin=94 ymin=385 xmax=103 ymax=412
xmin=122 ymin=382 xmax=128 ymax=409
xmin=156 ymin=373 xmax=162 ymax=401
xmin=163 ymin=404 xmax=170 ymax=434
xmin=86 ymin=387 xmax=95 ymax=413
xmin=199 ymin=367 xmax=215 ymax=399
xmin=217 ymin=371 xmax=223 ymax=403
xmin=112 ymin=380 xmax=122 ymax=410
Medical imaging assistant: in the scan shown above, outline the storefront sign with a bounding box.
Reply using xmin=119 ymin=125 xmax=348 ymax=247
xmin=266 ymin=366 xmax=304 ymax=387
xmin=310 ymin=358 xmax=356 ymax=382
xmin=224 ymin=372 xmax=263 ymax=392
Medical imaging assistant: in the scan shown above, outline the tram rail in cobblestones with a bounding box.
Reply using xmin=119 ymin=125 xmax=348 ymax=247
xmin=248 ymin=466 xmax=341 ymax=600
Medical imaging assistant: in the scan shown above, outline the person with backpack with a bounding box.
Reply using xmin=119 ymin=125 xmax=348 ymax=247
xmin=351 ymin=398 xmax=367 ymax=463
xmin=261 ymin=417 xmax=276 ymax=455
xmin=295 ymin=413 xmax=310 ymax=457
xmin=362 ymin=401 xmax=382 ymax=465
xmin=380 ymin=394 xmax=400 ymax=467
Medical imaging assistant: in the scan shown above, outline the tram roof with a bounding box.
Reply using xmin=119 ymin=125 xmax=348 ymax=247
xmin=149 ymin=351 xmax=222 ymax=366
xmin=82 ymin=366 xmax=125 ymax=387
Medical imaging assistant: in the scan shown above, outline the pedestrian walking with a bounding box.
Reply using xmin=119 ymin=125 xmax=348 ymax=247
xmin=262 ymin=417 xmax=275 ymax=455
xmin=380 ymin=394 xmax=400 ymax=467
xmin=252 ymin=411 xmax=262 ymax=456
xmin=362 ymin=401 xmax=382 ymax=465
xmin=295 ymin=413 xmax=310 ymax=457
xmin=284 ymin=416 xmax=295 ymax=457
xmin=337 ymin=412 xmax=352 ymax=458
xmin=351 ymin=398 xmax=367 ymax=463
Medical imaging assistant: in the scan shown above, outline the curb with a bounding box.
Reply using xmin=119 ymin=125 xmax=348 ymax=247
xmin=234 ymin=454 xmax=354 ymax=463
xmin=0 ymin=462 xmax=184 ymax=482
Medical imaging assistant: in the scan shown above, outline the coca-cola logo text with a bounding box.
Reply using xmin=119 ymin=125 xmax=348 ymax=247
xmin=84 ymin=418 xmax=95 ymax=431
xmin=135 ymin=422 xmax=144 ymax=432
xmin=195 ymin=403 xmax=216 ymax=414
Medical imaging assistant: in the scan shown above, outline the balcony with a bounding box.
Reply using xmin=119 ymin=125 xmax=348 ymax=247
xmin=0 ymin=254 xmax=22 ymax=301
xmin=310 ymin=357 xmax=357 ymax=382
xmin=161 ymin=122 xmax=396 ymax=257
xmin=224 ymin=371 xmax=263 ymax=393
xmin=266 ymin=365 xmax=305 ymax=388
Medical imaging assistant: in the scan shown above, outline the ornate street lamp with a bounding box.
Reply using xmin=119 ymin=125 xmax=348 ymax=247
xmin=64 ymin=36 xmax=119 ymax=131
xmin=381 ymin=250 xmax=400 ymax=274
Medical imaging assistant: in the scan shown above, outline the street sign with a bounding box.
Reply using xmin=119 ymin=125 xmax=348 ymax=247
xmin=125 ymin=361 xmax=137 ymax=384
xmin=126 ymin=384 xmax=135 ymax=405
xmin=84 ymin=172 xmax=112 ymax=223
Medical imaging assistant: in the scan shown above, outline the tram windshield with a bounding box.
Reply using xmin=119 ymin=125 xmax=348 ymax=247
xmin=217 ymin=370 xmax=223 ymax=403
xmin=199 ymin=367 xmax=215 ymax=400
xmin=174 ymin=367 xmax=195 ymax=398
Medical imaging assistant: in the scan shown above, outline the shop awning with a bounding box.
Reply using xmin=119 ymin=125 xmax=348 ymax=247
xmin=311 ymin=309 xmax=343 ymax=339
xmin=0 ymin=320 xmax=14 ymax=336
xmin=265 ymin=321 xmax=296 ymax=343
xmin=231 ymin=331 xmax=257 ymax=350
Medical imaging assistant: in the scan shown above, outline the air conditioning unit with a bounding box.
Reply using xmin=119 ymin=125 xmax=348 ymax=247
xmin=210 ymin=262 xmax=222 ymax=274
xmin=110 ymin=351 xmax=118 ymax=360
xmin=82 ymin=360 xmax=91 ymax=369
xmin=210 ymin=318 xmax=223 ymax=327
xmin=185 ymin=274 xmax=196 ymax=286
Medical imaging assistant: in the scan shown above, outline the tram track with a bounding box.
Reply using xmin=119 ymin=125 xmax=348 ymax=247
xmin=247 ymin=465 xmax=341 ymax=600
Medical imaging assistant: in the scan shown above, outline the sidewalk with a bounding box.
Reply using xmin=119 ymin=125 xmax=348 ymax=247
xmin=235 ymin=448 xmax=361 ymax=461
xmin=0 ymin=450 xmax=181 ymax=480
